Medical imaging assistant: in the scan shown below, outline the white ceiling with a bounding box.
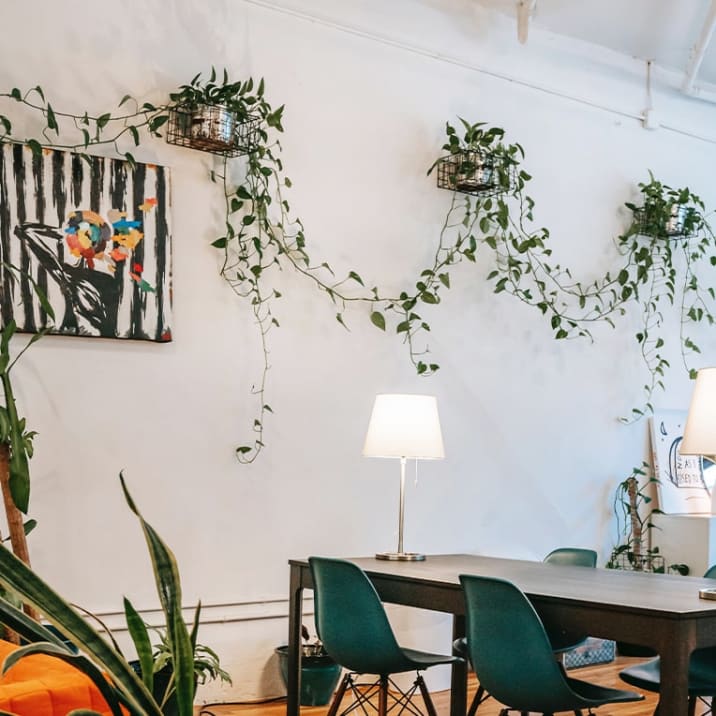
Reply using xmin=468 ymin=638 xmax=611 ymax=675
xmin=473 ymin=0 xmax=716 ymax=88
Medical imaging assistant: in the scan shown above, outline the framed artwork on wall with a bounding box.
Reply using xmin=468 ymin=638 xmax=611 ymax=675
xmin=0 ymin=143 xmax=172 ymax=342
xmin=649 ymin=409 xmax=716 ymax=514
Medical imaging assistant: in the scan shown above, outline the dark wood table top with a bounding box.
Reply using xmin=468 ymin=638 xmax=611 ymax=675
xmin=291 ymin=553 xmax=716 ymax=618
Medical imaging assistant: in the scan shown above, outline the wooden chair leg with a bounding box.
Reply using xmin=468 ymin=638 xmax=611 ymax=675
xmin=467 ymin=685 xmax=487 ymax=716
xmin=688 ymin=695 xmax=696 ymax=716
xmin=416 ymin=673 xmax=438 ymax=716
xmin=378 ymin=675 xmax=389 ymax=716
xmin=326 ymin=673 xmax=350 ymax=716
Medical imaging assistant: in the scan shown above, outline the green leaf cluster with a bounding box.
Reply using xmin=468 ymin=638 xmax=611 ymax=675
xmin=0 ymin=474 xmax=222 ymax=716
xmin=428 ymin=119 xmax=716 ymax=422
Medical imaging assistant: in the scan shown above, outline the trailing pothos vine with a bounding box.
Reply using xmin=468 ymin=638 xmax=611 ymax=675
xmin=428 ymin=119 xmax=716 ymax=421
xmin=0 ymin=71 xmax=450 ymax=463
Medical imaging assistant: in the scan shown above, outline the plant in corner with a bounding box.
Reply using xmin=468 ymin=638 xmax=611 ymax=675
xmin=0 ymin=270 xmax=55 ymax=573
xmin=129 ymin=625 xmax=231 ymax=716
xmin=274 ymin=625 xmax=341 ymax=707
xmin=605 ymin=462 xmax=688 ymax=575
xmin=0 ymin=473 xmax=224 ymax=716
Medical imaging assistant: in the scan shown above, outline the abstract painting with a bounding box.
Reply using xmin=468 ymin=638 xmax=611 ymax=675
xmin=0 ymin=143 xmax=172 ymax=342
xmin=649 ymin=410 xmax=716 ymax=513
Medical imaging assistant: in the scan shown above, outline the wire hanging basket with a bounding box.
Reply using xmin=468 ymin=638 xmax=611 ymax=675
xmin=634 ymin=203 xmax=699 ymax=240
xmin=166 ymin=104 xmax=261 ymax=158
xmin=435 ymin=148 xmax=516 ymax=198
xmin=609 ymin=550 xmax=665 ymax=573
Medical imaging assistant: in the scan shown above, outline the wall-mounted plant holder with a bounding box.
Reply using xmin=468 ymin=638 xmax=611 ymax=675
xmin=166 ymin=105 xmax=261 ymax=157
xmin=634 ymin=202 xmax=699 ymax=240
xmin=435 ymin=148 xmax=516 ymax=197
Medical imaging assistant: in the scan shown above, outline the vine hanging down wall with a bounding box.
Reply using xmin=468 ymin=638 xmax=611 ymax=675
xmin=428 ymin=119 xmax=716 ymax=420
xmin=0 ymin=71 xmax=451 ymax=463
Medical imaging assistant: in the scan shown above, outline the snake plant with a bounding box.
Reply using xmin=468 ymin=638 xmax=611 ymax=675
xmin=0 ymin=474 xmax=203 ymax=716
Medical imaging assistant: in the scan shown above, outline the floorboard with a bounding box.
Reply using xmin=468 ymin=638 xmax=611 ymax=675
xmin=194 ymin=656 xmax=673 ymax=715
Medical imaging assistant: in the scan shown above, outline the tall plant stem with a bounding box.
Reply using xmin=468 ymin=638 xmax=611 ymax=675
xmin=0 ymin=444 xmax=37 ymax=622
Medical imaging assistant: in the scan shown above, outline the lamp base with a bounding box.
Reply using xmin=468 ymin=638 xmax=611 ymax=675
xmin=375 ymin=551 xmax=426 ymax=562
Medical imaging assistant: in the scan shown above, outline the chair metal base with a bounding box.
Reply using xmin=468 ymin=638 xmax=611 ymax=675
xmin=376 ymin=552 xmax=426 ymax=562
xmin=327 ymin=671 xmax=437 ymax=716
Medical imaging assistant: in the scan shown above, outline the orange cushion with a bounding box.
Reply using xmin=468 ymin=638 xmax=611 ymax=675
xmin=0 ymin=638 xmax=120 ymax=715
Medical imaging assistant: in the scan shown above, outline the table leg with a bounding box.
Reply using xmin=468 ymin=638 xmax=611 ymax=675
xmin=286 ymin=564 xmax=303 ymax=716
xmin=450 ymin=614 xmax=467 ymax=716
xmin=657 ymin=639 xmax=691 ymax=715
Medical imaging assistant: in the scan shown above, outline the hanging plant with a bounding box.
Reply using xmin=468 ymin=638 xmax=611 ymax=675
xmin=429 ymin=119 xmax=716 ymax=421
xmin=617 ymin=173 xmax=716 ymax=420
xmin=0 ymin=72 xmax=449 ymax=464
xmin=432 ymin=122 xmax=517 ymax=197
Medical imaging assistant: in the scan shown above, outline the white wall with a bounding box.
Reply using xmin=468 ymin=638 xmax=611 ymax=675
xmin=1 ymin=0 xmax=716 ymax=703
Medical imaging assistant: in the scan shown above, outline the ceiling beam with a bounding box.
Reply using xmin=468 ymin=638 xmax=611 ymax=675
xmin=683 ymin=0 xmax=716 ymax=95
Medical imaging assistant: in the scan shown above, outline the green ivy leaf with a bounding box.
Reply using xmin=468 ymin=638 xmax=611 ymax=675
xmin=370 ymin=311 xmax=386 ymax=331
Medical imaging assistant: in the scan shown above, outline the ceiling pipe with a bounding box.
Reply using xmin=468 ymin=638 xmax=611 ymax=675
xmin=516 ymin=0 xmax=537 ymax=44
xmin=683 ymin=0 xmax=716 ymax=95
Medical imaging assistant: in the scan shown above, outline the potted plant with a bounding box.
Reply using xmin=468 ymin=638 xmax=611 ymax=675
xmin=167 ymin=68 xmax=273 ymax=154
xmin=605 ymin=462 xmax=689 ymax=574
xmin=275 ymin=625 xmax=341 ymax=706
xmin=606 ymin=463 xmax=689 ymax=656
xmin=0 ymin=474 xmax=225 ymax=716
xmin=430 ymin=119 xmax=519 ymax=196
xmin=627 ymin=172 xmax=704 ymax=239
xmin=129 ymin=626 xmax=231 ymax=716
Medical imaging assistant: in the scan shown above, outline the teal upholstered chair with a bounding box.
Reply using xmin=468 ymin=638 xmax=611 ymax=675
xmin=460 ymin=574 xmax=643 ymax=715
xmin=619 ymin=564 xmax=716 ymax=715
xmin=309 ymin=556 xmax=461 ymax=716
xmin=455 ymin=547 xmax=598 ymax=714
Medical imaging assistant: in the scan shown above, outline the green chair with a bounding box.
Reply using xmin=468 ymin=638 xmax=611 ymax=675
xmin=309 ymin=556 xmax=461 ymax=716
xmin=619 ymin=564 xmax=716 ymax=715
xmin=460 ymin=574 xmax=642 ymax=715
xmin=542 ymin=548 xmax=598 ymax=653
xmin=455 ymin=547 xmax=598 ymax=714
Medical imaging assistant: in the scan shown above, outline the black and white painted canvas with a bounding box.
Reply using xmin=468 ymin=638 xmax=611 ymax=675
xmin=0 ymin=143 xmax=172 ymax=342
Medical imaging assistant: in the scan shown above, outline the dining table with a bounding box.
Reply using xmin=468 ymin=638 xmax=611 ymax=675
xmin=286 ymin=553 xmax=716 ymax=715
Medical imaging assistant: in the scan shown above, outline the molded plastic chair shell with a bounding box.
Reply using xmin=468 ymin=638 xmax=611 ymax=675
xmin=460 ymin=574 xmax=643 ymax=714
xmin=543 ymin=548 xmax=598 ymax=652
xmin=543 ymin=547 xmax=598 ymax=568
xmin=309 ymin=556 xmax=459 ymax=676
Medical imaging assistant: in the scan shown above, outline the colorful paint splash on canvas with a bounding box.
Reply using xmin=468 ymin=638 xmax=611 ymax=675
xmin=0 ymin=143 xmax=172 ymax=342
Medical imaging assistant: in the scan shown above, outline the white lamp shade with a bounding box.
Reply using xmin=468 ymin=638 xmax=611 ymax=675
xmin=363 ymin=394 xmax=444 ymax=460
xmin=681 ymin=367 xmax=716 ymax=458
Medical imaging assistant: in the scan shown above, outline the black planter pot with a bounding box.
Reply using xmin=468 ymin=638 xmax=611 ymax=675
xmin=275 ymin=645 xmax=342 ymax=706
xmin=129 ymin=661 xmax=187 ymax=716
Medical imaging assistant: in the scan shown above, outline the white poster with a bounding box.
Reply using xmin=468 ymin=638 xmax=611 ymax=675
xmin=650 ymin=410 xmax=716 ymax=514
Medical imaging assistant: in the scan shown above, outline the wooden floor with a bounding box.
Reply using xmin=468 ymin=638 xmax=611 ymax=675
xmin=195 ymin=656 xmax=668 ymax=715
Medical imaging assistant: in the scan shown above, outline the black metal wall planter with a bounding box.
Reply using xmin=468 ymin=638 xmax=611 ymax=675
xmin=633 ymin=202 xmax=700 ymax=240
xmin=166 ymin=104 xmax=261 ymax=157
xmin=435 ymin=147 xmax=516 ymax=197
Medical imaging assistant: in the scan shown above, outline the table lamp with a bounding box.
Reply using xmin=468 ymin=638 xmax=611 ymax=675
xmin=363 ymin=394 xmax=444 ymax=561
xmin=680 ymin=366 xmax=716 ymax=513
